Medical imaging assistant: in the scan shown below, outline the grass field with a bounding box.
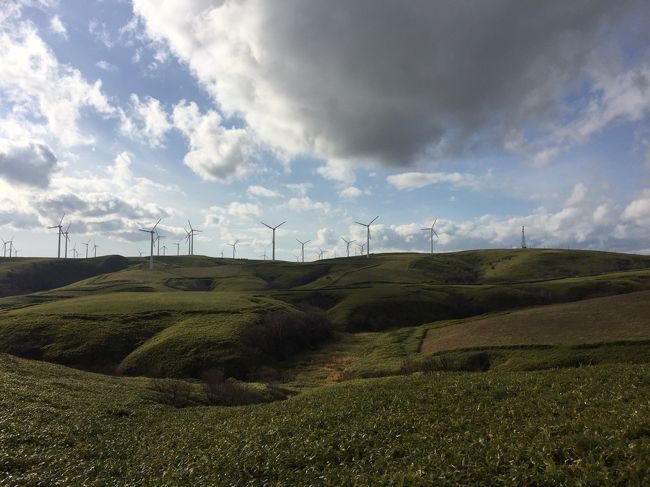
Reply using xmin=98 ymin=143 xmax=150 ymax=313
xmin=1 ymin=353 xmax=649 ymax=485
xmin=2 ymin=249 xmax=650 ymax=483
xmin=421 ymin=290 xmax=650 ymax=353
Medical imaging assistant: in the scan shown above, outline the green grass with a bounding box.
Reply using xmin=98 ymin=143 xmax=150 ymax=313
xmin=422 ymin=290 xmax=650 ymax=353
xmin=1 ymin=353 xmax=649 ymax=485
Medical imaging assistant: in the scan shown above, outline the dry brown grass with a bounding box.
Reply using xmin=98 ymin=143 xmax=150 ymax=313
xmin=421 ymin=290 xmax=650 ymax=353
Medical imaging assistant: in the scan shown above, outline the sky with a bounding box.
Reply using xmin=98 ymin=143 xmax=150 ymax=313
xmin=1 ymin=0 xmax=650 ymax=260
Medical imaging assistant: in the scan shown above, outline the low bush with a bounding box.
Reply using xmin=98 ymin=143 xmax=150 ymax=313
xmin=242 ymin=308 xmax=334 ymax=361
xmin=202 ymin=369 xmax=268 ymax=406
xmin=150 ymin=378 xmax=192 ymax=408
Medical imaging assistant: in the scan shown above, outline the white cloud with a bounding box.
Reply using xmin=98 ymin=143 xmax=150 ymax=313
xmin=172 ymin=100 xmax=256 ymax=181
xmin=565 ymin=183 xmax=588 ymax=206
xmin=623 ymin=190 xmax=650 ymax=224
xmin=286 ymin=196 xmax=330 ymax=213
xmin=338 ymin=186 xmax=363 ymax=199
xmin=387 ymin=171 xmax=480 ymax=190
xmin=120 ymin=94 xmax=171 ymax=147
xmin=96 ymin=60 xmax=117 ymax=71
xmin=286 ymin=183 xmax=312 ymax=196
xmin=247 ymin=185 xmax=281 ymax=198
xmin=0 ymin=22 xmax=114 ymax=146
xmin=316 ymin=159 xmax=356 ymax=184
xmin=226 ymin=201 xmax=260 ymax=218
xmin=49 ymin=15 xmax=67 ymax=38
xmin=89 ymin=18 xmax=113 ymax=48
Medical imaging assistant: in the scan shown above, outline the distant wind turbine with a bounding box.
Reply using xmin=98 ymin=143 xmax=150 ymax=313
xmin=227 ymin=240 xmax=239 ymax=259
xmin=341 ymin=237 xmax=355 ymax=257
xmin=317 ymin=248 xmax=327 ymax=260
xmin=187 ymin=220 xmax=202 ymax=255
xmin=5 ymin=237 xmax=14 ymax=258
xmin=260 ymin=248 xmax=267 ymax=260
xmin=138 ymin=249 xmax=144 ymax=257
xmin=356 ymin=242 xmax=366 ymax=255
xmin=355 ymin=216 xmax=378 ymax=258
xmin=92 ymin=241 xmax=99 ymax=258
xmin=421 ymin=219 xmax=439 ymax=254
xmin=63 ymin=223 xmax=71 ymax=259
xmin=138 ymin=218 xmax=161 ymax=270
xmin=1 ymin=238 xmax=7 ymax=258
xmin=173 ymin=242 xmax=180 ymax=256
xmin=47 ymin=213 xmax=65 ymax=258
xmin=296 ymin=239 xmax=311 ymax=263
xmin=82 ymin=240 xmax=90 ymax=259
xmin=155 ymin=230 xmax=165 ymax=256
xmin=293 ymin=253 xmax=300 ymax=262
xmin=261 ymin=221 xmax=286 ymax=261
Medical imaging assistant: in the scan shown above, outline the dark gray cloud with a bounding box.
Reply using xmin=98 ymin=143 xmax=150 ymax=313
xmin=0 ymin=140 xmax=58 ymax=187
xmin=136 ymin=0 xmax=648 ymax=167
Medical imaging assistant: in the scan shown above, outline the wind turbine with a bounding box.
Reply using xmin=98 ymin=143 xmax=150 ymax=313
xmin=296 ymin=239 xmax=310 ymax=263
xmin=1 ymin=238 xmax=7 ymax=258
xmin=227 ymin=240 xmax=239 ymax=259
xmin=261 ymin=221 xmax=286 ymax=261
xmin=92 ymin=241 xmax=99 ymax=258
xmin=341 ymin=237 xmax=355 ymax=257
xmin=260 ymin=248 xmax=267 ymax=260
xmin=82 ymin=240 xmax=90 ymax=259
xmin=184 ymin=228 xmax=191 ymax=254
xmin=13 ymin=247 xmax=19 ymax=257
xmin=47 ymin=213 xmax=65 ymax=258
xmin=63 ymin=224 xmax=71 ymax=259
xmin=138 ymin=249 xmax=144 ymax=257
xmin=521 ymin=225 xmax=527 ymax=249
xmin=72 ymin=243 xmax=77 ymax=259
xmin=155 ymin=230 xmax=165 ymax=256
xmin=173 ymin=242 xmax=180 ymax=256
xmin=317 ymin=248 xmax=327 ymax=260
xmin=293 ymin=253 xmax=300 ymax=262
xmin=356 ymin=242 xmax=366 ymax=255
xmin=5 ymin=237 xmax=14 ymax=258
xmin=138 ymin=218 xmax=161 ymax=270
xmin=421 ymin=219 xmax=439 ymax=254
xmin=162 ymin=243 xmax=167 ymax=256
xmin=187 ymin=220 xmax=202 ymax=255
xmin=355 ymin=216 xmax=378 ymax=258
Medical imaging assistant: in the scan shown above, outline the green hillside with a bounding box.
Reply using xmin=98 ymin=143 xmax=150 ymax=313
xmin=2 ymin=353 xmax=649 ymax=485
xmin=1 ymin=249 xmax=650 ymax=378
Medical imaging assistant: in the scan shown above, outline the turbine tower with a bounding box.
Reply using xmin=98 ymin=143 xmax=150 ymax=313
xmin=317 ymin=248 xmax=327 ymax=260
xmin=138 ymin=218 xmax=161 ymax=270
xmin=155 ymin=231 xmax=165 ymax=256
xmin=47 ymin=213 xmax=65 ymax=258
xmin=82 ymin=240 xmax=90 ymax=259
xmin=92 ymin=242 xmax=99 ymax=258
xmin=355 ymin=216 xmax=378 ymax=258
xmin=341 ymin=237 xmax=355 ymax=257
xmin=261 ymin=221 xmax=286 ymax=261
xmin=4 ymin=237 xmax=14 ymax=258
xmin=421 ymin=218 xmax=439 ymax=254
xmin=356 ymin=242 xmax=366 ymax=255
xmin=227 ymin=240 xmax=239 ymax=259
xmin=521 ymin=225 xmax=527 ymax=249
xmin=296 ymin=239 xmax=310 ymax=263
xmin=187 ymin=220 xmax=202 ymax=255
xmin=1 ymin=238 xmax=7 ymax=258
xmin=138 ymin=249 xmax=144 ymax=257
xmin=173 ymin=242 xmax=180 ymax=256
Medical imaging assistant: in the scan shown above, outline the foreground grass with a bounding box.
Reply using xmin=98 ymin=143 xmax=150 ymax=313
xmin=1 ymin=354 xmax=649 ymax=485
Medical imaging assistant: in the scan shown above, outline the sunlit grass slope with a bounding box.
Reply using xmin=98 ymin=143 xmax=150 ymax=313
xmin=1 ymin=353 xmax=649 ymax=485
xmin=422 ymin=290 xmax=650 ymax=353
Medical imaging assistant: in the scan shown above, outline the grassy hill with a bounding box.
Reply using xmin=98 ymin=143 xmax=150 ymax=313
xmin=1 ymin=249 xmax=650 ymax=378
xmin=2 ymin=352 xmax=649 ymax=485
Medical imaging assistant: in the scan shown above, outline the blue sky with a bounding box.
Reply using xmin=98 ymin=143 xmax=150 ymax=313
xmin=1 ymin=0 xmax=650 ymax=260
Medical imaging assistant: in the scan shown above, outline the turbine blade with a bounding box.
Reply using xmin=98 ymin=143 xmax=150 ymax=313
xmin=276 ymin=221 xmax=286 ymax=228
xmin=370 ymin=216 xmax=379 ymax=225
xmin=354 ymin=221 xmax=365 ymax=226
xmin=59 ymin=213 xmax=65 ymax=226
xmin=261 ymin=222 xmax=272 ymax=230
xmin=138 ymin=229 xmax=150 ymax=233
xmin=433 ymin=230 xmax=439 ymax=238
xmin=432 ymin=218 xmax=437 ymax=228
xmin=152 ymin=218 xmax=162 ymax=232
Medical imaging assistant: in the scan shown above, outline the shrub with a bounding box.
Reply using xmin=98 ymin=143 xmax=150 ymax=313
xmin=242 ymin=308 xmax=334 ymax=361
xmin=151 ymin=378 xmax=192 ymax=408
xmin=202 ymin=371 xmax=267 ymax=406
